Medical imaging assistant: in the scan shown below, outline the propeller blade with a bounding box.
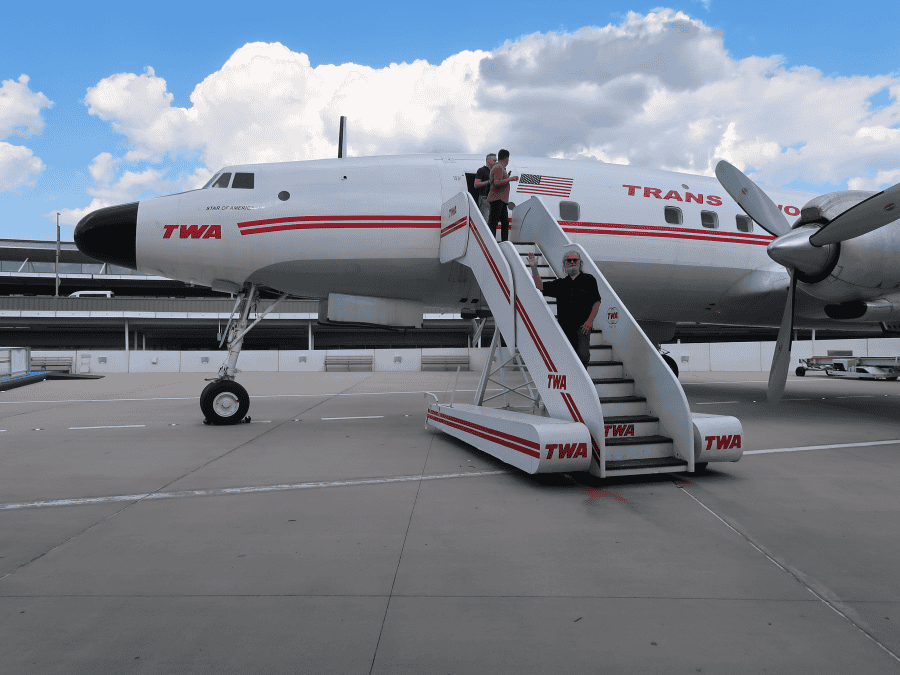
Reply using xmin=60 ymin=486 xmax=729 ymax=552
xmin=808 ymin=182 xmax=900 ymax=246
xmin=715 ymin=160 xmax=792 ymax=238
xmin=767 ymin=273 xmax=797 ymax=405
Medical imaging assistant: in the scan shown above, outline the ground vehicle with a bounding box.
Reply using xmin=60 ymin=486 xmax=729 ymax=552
xmin=68 ymin=290 xmax=114 ymax=298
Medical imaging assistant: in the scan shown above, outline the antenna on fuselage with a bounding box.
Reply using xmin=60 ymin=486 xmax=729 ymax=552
xmin=338 ymin=116 xmax=348 ymax=158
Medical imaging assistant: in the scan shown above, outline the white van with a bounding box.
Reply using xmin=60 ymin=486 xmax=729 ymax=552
xmin=69 ymin=290 xmax=114 ymax=298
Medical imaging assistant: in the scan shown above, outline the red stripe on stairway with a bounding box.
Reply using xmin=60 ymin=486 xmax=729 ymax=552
xmin=470 ymin=218 xmax=510 ymax=303
xmin=427 ymin=410 xmax=540 ymax=458
xmin=515 ymin=297 xmax=556 ymax=372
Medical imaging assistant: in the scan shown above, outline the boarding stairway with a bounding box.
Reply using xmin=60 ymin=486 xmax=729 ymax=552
xmin=428 ymin=192 xmax=743 ymax=478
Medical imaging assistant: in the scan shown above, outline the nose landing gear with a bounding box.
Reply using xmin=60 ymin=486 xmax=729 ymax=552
xmin=201 ymin=379 xmax=250 ymax=425
xmin=200 ymin=283 xmax=287 ymax=425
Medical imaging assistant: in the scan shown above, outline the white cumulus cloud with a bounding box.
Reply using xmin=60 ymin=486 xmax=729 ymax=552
xmin=69 ymin=8 xmax=900 ymax=219
xmin=0 ymin=141 xmax=45 ymax=191
xmin=0 ymin=74 xmax=52 ymax=192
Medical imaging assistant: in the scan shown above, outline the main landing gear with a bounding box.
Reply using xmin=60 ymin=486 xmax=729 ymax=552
xmin=201 ymin=283 xmax=287 ymax=425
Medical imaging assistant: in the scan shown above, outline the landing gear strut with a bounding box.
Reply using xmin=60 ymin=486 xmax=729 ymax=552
xmin=201 ymin=283 xmax=287 ymax=425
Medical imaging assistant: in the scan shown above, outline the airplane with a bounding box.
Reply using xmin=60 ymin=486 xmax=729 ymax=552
xmin=72 ymin=146 xmax=900 ymax=422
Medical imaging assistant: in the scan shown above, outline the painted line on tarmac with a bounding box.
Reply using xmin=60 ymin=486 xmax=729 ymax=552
xmin=746 ymin=439 xmax=900 ymax=455
xmin=0 ymin=389 xmax=500 ymax=405
xmin=69 ymin=424 xmax=146 ymax=430
xmin=322 ymin=415 xmax=384 ymax=420
xmin=0 ymin=470 xmax=510 ymax=511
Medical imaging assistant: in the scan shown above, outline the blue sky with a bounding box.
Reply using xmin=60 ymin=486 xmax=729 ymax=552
xmin=1 ymin=1 xmax=897 ymax=241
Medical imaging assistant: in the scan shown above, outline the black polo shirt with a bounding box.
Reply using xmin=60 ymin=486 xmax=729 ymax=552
xmin=474 ymin=165 xmax=491 ymax=201
xmin=542 ymin=272 xmax=601 ymax=328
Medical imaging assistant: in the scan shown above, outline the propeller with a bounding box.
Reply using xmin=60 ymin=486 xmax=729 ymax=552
xmin=716 ymin=160 xmax=900 ymax=404
xmin=808 ymin=183 xmax=900 ymax=246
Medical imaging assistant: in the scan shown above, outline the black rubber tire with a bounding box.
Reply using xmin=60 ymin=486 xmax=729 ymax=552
xmin=693 ymin=462 xmax=709 ymax=473
xmin=663 ymin=354 xmax=679 ymax=378
xmin=795 ymin=366 xmax=806 ymax=376
xmin=200 ymin=380 xmax=250 ymax=425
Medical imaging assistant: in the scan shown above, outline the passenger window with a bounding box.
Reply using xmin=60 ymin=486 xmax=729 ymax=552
xmin=211 ymin=172 xmax=232 ymax=188
xmin=700 ymin=210 xmax=718 ymax=229
xmin=232 ymin=172 xmax=254 ymax=189
xmin=559 ymin=201 xmax=580 ymax=221
xmin=664 ymin=206 xmax=682 ymax=225
xmin=736 ymin=214 xmax=753 ymax=232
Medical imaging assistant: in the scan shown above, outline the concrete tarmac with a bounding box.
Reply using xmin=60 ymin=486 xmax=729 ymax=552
xmin=1 ymin=370 xmax=899 ymax=673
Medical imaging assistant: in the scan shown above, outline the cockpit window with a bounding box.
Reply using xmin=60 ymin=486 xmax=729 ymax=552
xmin=202 ymin=173 xmax=221 ymax=189
xmin=232 ymin=172 xmax=254 ymax=189
xmin=211 ymin=172 xmax=232 ymax=188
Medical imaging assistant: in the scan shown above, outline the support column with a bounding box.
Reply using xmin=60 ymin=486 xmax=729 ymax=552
xmin=812 ymin=329 xmax=816 ymax=356
xmin=308 ymin=321 xmax=314 ymax=350
xmin=125 ymin=318 xmax=129 ymax=353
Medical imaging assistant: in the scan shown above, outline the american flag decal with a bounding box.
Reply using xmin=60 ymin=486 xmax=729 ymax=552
xmin=518 ymin=174 xmax=574 ymax=198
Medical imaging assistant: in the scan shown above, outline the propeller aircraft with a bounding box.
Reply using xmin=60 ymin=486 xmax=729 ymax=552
xmin=72 ymin=147 xmax=900 ymax=420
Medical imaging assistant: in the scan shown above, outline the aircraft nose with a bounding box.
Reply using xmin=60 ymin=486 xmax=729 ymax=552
xmin=74 ymin=202 xmax=138 ymax=269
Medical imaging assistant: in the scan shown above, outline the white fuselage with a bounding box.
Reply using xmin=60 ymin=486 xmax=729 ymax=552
xmin=133 ymin=153 xmax=900 ymax=329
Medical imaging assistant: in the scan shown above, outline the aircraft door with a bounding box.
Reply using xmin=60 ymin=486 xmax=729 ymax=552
xmin=270 ymin=164 xmax=385 ymax=261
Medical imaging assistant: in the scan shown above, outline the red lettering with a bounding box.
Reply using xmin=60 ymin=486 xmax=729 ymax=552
xmin=623 ymin=184 xmax=641 ymax=196
xmin=644 ymin=187 xmax=663 ymax=199
xmin=729 ymin=435 xmax=742 ymax=449
xmin=685 ymin=192 xmax=703 ymax=204
xmin=605 ymin=424 xmax=612 ymax=437
xmin=777 ymin=204 xmax=784 ymax=211
xmin=715 ymin=435 xmax=732 ymax=450
xmin=546 ymin=444 xmax=558 ymax=459
xmin=574 ymin=443 xmax=588 ymax=458
xmin=180 ymin=224 xmax=208 ymax=239
xmin=559 ymin=443 xmax=577 ymax=459
xmin=706 ymin=195 xmax=722 ymax=207
xmin=784 ymin=206 xmax=800 ymax=217
xmin=163 ymin=224 xmax=178 ymax=239
xmin=548 ymin=374 xmax=567 ymax=390
xmin=663 ymin=190 xmax=683 ymax=201
xmin=203 ymin=224 xmax=221 ymax=239
xmin=705 ymin=435 xmax=715 ymax=451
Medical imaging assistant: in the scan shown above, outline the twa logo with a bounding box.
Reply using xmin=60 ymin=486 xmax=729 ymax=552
xmin=546 ymin=442 xmax=588 ymax=459
xmin=605 ymin=423 xmax=634 ymax=437
xmin=607 ymin=307 xmax=618 ymax=324
xmin=547 ymin=373 xmax=567 ymax=390
xmin=449 ymin=205 xmax=457 ymax=216
xmin=163 ymin=224 xmax=222 ymax=239
xmin=704 ymin=434 xmax=742 ymax=451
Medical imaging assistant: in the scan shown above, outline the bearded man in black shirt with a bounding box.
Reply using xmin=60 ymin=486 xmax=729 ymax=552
xmin=527 ymin=250 xmax=601 ymax=366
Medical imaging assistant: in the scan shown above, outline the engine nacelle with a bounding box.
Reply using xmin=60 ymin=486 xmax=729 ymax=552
xmin=782 ymin=190 xmax=900 ymax=305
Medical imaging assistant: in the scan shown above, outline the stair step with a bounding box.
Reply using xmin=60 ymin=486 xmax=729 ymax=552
xmin=597 ymin=395 xmax=648 ymax=416
xmin=604 ymin=414 xmax=659 ymax=424
xmin=599 ymin=395 xmax=646 ymax=404
xmin=593 ymin=378 xmax=635 ymax=397
xmin=605 ymin=434 xmax=671 ymax=446
xmin=605 ymin=457 xmax=688 ymax=471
